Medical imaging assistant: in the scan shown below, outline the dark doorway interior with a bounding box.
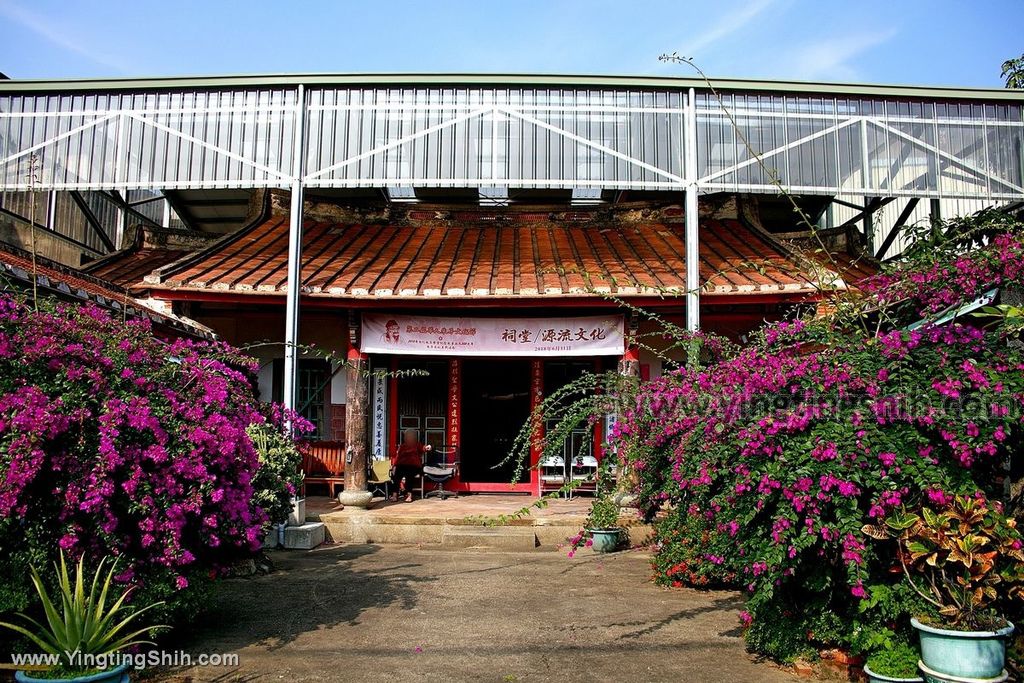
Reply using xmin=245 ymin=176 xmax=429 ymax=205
xmin=397 ymin=360 xmax=448 ymax=452
xmin=461 ymin=359 xmax=531 ymax=483
xmin=544 ymin=360 xmax=597 ymax=461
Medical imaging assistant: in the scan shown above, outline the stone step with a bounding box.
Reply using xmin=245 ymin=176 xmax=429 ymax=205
xmin=284 ymin=522 xmax=326 ymax=550
xmin=312 ymin=507 xmax=653 ymax=549
xmin=440 ymin=525 xmax=538 ymax=550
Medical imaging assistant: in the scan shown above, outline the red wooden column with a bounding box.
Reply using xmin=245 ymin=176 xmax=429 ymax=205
xmin=447 ymin=358 xmax=461 ymax=487
xmin=530 ymin=359 xmax=544 ymax=496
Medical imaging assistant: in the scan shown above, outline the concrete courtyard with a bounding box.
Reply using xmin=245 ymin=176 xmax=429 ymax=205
xmin=163 ymin=544 xmax=803 ymax=683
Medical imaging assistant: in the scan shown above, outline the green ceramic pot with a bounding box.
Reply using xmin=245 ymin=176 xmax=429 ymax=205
xmin=587 ymin=528 xmax=620 ymax=553
xmin=862 ymin=663 xmax=923 ymax=683
xmin=16 ymin=664 xmax=130 ymax=683
xmin=912 ymin=617 xmax=1013 ymax=681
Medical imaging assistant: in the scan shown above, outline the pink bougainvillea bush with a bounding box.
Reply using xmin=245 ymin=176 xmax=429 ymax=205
xmin=611 ymin=214 xmax=1024 ymax=660
xmin=863 ymin=208 xmax=1024 ymax=318
xmin=0 ymin=294 xmax=300 ymax=621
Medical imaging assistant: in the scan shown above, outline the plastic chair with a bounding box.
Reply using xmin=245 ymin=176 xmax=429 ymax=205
xmin=540 ymin=455 xmax=567 ymax=497
xmin=570 ymin=455 xmax=600 ymax=497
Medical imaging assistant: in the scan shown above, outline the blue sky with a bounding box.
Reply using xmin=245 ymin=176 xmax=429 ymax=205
xmin=0 ymin=0 xmax=1021 ymax=86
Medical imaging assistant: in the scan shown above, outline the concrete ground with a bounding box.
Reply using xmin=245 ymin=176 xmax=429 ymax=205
xmin=163 ymin=544 xmax=802 ymax=683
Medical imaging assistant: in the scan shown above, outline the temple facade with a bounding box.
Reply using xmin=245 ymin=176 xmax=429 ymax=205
xmin=0 ymin=73 xmax=1020 ymax=498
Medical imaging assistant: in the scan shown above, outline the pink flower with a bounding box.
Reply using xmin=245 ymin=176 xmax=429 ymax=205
xmin=926 ymin=488 xmax=950 ymax=506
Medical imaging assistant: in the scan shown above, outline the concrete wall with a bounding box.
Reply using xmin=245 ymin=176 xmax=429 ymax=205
xmin=191 ymin=308 xmax=349 ymax=437
xmin=0 ymin=215 xmax=90 ymax=267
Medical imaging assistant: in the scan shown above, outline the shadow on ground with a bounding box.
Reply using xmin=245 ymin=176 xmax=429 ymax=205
xmin=172 ymin=544 xmax=433 ymax=652
xmin=160 ymin=544 xmax=803 ymax=683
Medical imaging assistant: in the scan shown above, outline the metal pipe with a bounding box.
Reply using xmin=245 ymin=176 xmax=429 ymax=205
xmin=282 ymin=84 xmax=307 ymax=416
xmin=684 ymin=87 xmax=700 ymax=332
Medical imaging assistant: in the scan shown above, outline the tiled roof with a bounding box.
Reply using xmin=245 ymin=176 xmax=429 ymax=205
xmin=829 ymin=253 xmax=878 ymax=287
xmin=0 ymin=242 xmax=215 ymax=339
xmin=144 ymin=216 xmax=847 ymax=300
xmin=84 ymin=247 xmax=192 ymax=288
xmin=82 ymin=226 xmax=217 ymax=289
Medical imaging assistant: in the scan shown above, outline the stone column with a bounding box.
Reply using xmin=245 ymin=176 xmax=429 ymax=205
xmin=338 ymin=346 xmax=373 ymax=508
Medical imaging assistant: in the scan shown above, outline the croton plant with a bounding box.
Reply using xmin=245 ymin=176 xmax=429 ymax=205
xmin=863 ymin=495 xmax=1024 ymax=631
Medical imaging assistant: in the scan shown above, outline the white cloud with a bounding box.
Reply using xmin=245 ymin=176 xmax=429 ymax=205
xmin=683 ymin=0 xmax=780 ymax=57
xmin=0 ymin=0 xmax=133 ymax=75
xmin=777 ymin=29 xmax=898 ymax=81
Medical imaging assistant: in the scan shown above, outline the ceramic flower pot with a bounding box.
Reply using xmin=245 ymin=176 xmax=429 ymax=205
xmin=862 ymin=663 xmax=923 ymax=683
xmin=16 ymin=664 xmax=130 ymax=683
xmin=911 ymin=617 xmax=1013 ymax=682
xmin=587 ymin=528 xmax=620 ymax=553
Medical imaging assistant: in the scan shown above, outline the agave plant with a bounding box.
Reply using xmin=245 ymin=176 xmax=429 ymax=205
xmin=863 ymin=495 xmax=1024 ymax=630
xmin=0 ymin=552 xmax=165 ymax=670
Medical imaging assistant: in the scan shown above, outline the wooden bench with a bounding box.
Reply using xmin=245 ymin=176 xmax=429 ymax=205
xmin=301 ymin=440 xmax=346 ymax=497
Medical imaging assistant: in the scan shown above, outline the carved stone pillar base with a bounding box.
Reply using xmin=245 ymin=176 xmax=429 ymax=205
xmin=613 ymin=490 xmax=638 ymax=509
xmin=337 ymin=489 xmax=373 ymax=508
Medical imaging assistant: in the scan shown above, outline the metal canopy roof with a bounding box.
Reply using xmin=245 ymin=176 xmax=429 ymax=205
xmin=0 ymin=72 xmax=1021 ymax=101
xmin=1 ymin=73 xmax=1022 ymax=201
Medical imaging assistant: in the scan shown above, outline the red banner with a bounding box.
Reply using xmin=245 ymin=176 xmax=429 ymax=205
xmin=448 ymin=359 xmax=461 ymax=449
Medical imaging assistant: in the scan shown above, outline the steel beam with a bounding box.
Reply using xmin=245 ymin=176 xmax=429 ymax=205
xmin=97 ymin=190 xmax=163 ymax=231
xmin=282 ymin=84 xmax=307 ymax=417
xmin=876 ymin=198 xmax=920 ymax=259
xmin=835 ymin=196 xmax=895 ymax=231
xmin=68 ymin=191 xmax=116 ymax=252
xmin=830 ymin=197 xmax=865 ymax=211
xmin=684 ymin=88 xmax=700 ymax=332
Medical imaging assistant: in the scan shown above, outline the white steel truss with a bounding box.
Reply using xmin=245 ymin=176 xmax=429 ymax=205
xmin=0 ymin=85 xmax=1020 ymax=200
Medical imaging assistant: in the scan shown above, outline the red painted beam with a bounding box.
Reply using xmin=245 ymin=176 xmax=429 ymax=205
xmin=150 ymin=290 xmax=817 ymax=308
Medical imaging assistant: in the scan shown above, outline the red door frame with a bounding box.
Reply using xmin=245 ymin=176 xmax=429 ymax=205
xmin=390 ymin=354 xmax=539 ymax=494
xmin=450 ymin=357 xmax=538 ymax=494
xmin=528 ymin=359 xmax=543 ymax=496
xmin=384 ymin=348 xmax=620 ymax=495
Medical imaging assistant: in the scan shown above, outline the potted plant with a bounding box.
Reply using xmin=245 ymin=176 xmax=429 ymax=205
xmin=863 ymin=641 xmax=922 ymax=683
xmin=864 ymin=495 xmax=1024 ymax=683
xmin=586 ymin=494 xmax=622 ymax=553
xmin=0 ymin=552 xmax=166 ymax=682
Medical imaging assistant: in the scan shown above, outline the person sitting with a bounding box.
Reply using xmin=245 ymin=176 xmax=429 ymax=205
xmin=390 ymin=429 xmax=429 ymax=502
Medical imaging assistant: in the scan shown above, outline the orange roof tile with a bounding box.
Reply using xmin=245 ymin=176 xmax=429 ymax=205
xmin=0 ymin=242 xmax=214 ymax=339
xmin=145 ymin=216 xmax=847 ymax=300
xmin=84 ymin=247 xmax=192 ymax=288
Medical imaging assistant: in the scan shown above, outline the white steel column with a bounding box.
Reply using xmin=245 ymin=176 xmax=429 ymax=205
xmin=282 ymin=84 xmax=307 ymax=415
xmin=684 ymin=88 xmax=700 ymax=332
